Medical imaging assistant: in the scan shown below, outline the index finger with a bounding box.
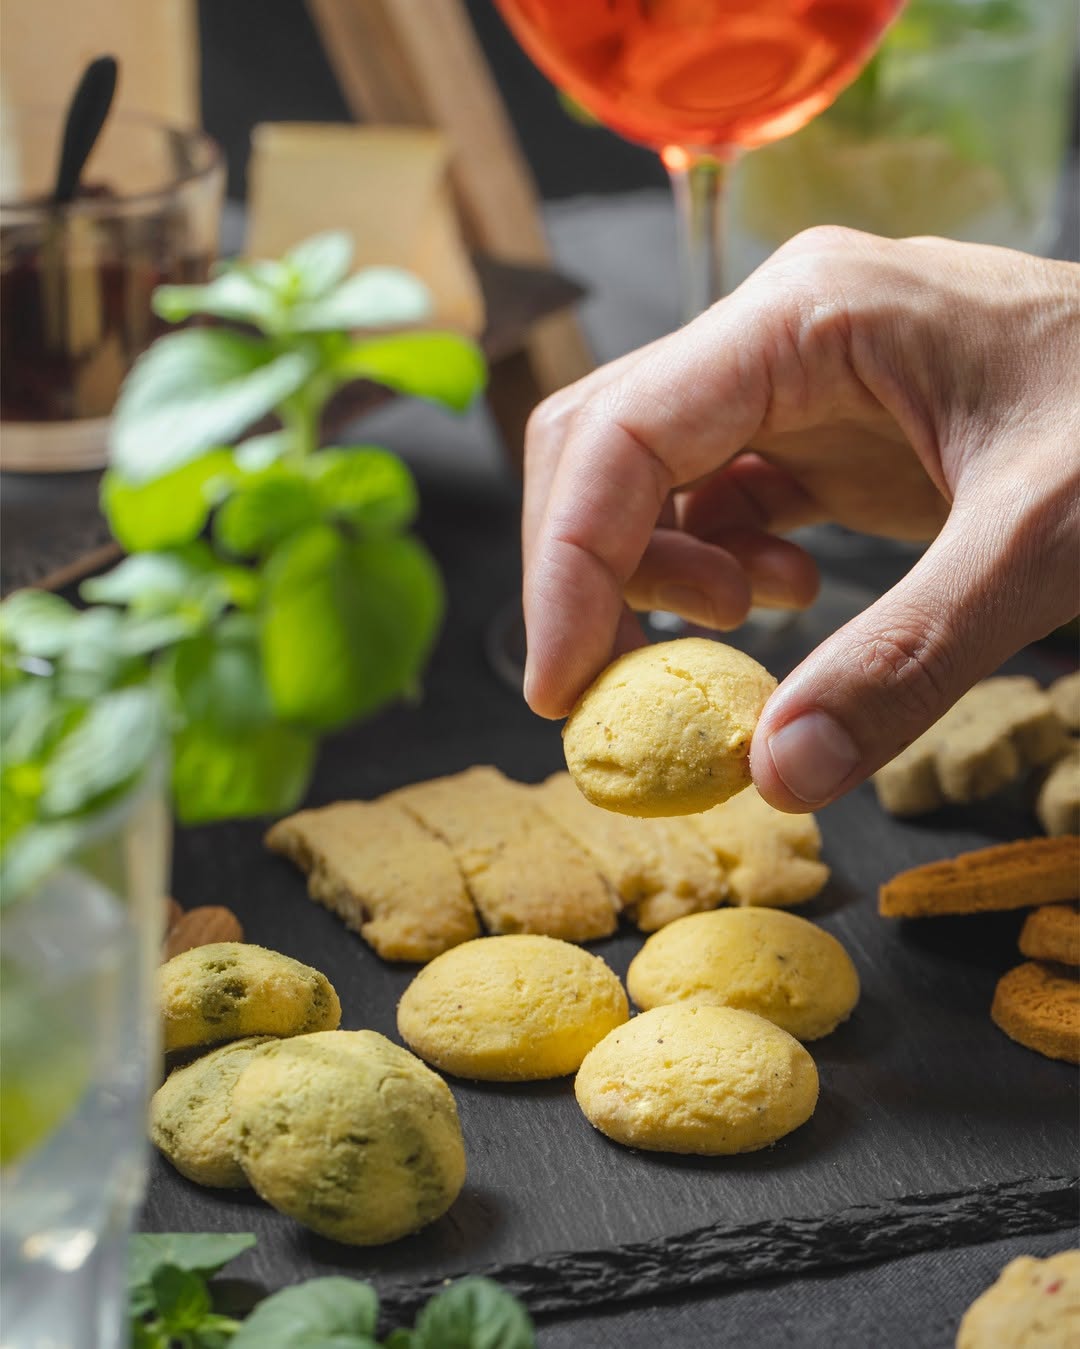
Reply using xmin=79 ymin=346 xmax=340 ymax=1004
xmin=522 ymin=296 xmax=773 ymax=717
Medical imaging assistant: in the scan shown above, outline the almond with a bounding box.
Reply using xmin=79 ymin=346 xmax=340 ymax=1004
xmin=164 ymin=896 xmax=184 ymax=931
xmin=162 ymin=906 xmax=244 ymax=962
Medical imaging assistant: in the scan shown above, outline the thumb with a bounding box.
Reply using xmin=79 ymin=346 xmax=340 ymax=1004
xmin=750 ymin=501 xmax=1074 ymax=812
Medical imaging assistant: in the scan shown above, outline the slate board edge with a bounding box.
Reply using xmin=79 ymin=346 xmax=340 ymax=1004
xmin=374 ymin=1174 xmax=1079 ymax=1320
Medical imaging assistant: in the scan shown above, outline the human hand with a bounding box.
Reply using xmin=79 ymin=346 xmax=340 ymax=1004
xmin=521 ymin=228 xmax=1080 ymax=811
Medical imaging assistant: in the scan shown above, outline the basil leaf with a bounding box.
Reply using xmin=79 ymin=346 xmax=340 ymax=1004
xmin=153 ymin=268 xmax=281 ymax=331
xmin=283 ymin=232 xmax=355 ymax=300
xmin=336 ymin=333 xmax=486 ymax=412
xmin=39 ymin=687 xmax=164 ymax=817
xmin=150 ymin=1265 xmax=211 ymax=1330
xmin=82 ymin=549 xmax=256 ymax=623
xmin=101 ymin=452 xmax=237 ymax=552
xmin=214 ymin=471 xmax=324 ymax=558
xmin=128 ymin=1234 xmax=257 ymax=1292
xmin=54 ymin=609 xmax=131 ymax=703
xmin=230 ymin=1277 xmax=378 ymax=1348
xmin=260 ymin=525 xmax=442 ymax=731
xmin=384 ymin=1331 xmax=414 ymax=1349
xmin=0 ymin=591 xmax=78 ymax=658
xmin=110 ymin=330 xmax=315 ymax=482
xmin=234 ymin=431 xmax=291 ymax=472
xmin=0 ymin=818 xmax=83 ymax=907
xmin=1 ymin=677 xmax=57 ymax=763
xmin=293 ymin=267 xmax=430 ymax=332
xmin=412 ymin=1279 xmax=535 ymax=1349
xmin=312 ymin=448 xmax=418 ymax=534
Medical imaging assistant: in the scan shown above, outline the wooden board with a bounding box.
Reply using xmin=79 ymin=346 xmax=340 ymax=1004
xmin=139 ymin=482 xmax=1079 ymax=1321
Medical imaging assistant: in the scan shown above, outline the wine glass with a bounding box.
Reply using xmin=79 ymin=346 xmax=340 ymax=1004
xmin=487 ymin=0 xmax=906 ymax=685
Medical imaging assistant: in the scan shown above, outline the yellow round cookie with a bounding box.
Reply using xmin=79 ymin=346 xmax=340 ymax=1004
xmin=231 ymin=1030 xmax=466 ymax=1246
xmin=562 ymin=638 xmax=777 ymax=817
xmin=149 ymin=1036 xmax=274 ymax=1187
xmin=575 ymin=1004 xmax=818 ymax=1154
xmin=158 ymin=942 xmax=341 ymax=1054
xmin=627 ymin=908 xmax=859 ymax=1041
xmin=397 ymin=934 xmax=629 ymax=1080
xmin=957 ymin=1251 xmax=1080 ymax=1349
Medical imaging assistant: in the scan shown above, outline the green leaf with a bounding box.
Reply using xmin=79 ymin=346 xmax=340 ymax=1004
xmin=153 ymin=269 xmax=281 ymax=331
xmin=128 ymin=1234 xmax=257 ymax=1293
xmin=293 ymin=267 xmax=431 ymax=332
xmin=413 ymin=1279 xmax=535 ymax=1349
xmin=39 ymin=687 xmax=164 ymax=817
xmin=151 ymin=1265 xmax=212 ymax=1331
xmin=230 ymin=1277 xmax=378 ymax=1348
xmin=82 ymin=548 xmax=257 ymax=625
xmin=0 ymin=818 xmax=84 ymax=906
xmin=54 ymin=609 xmax=131 ymax=703
xmin=283 ymin=232 xmax=355 ymax=299
xmin=260 ymin=525 xmax=443 ymax=731
xmin=101 ymin=452 xmax=237 ymax=552
xmin=234 ymin=431 xmax=291 ymax=472
xmin=384 ymin=1331 xmax=414 ymax=1349
xmin=166 ymin=620 xmax=315 ymax=824
xmin=336 ymin=333 xmax=486 ymax=412
xmin=214 ymin=471 xmax=324 ymax=558
xmin=1 ymin=676 xmax=59 ymax=763
xmin=0 ymin=591 xmax=78 ymax=658
xmin=110 ymin=329 xmax=316 ymax=482
xmin=312 ymin=448 xmax=418 ymax=534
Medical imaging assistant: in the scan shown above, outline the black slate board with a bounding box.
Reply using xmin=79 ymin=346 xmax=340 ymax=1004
xmin=139 ymin=473 xmax=1079 ymax=1319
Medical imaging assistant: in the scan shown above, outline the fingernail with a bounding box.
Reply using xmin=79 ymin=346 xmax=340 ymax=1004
xmin=522 ymin=664 xmax=535 ymax=705
xmin=767 ymin=711 xmax=860 ymax=805
xmin=656 ymin=585 xmax=715 ymax=628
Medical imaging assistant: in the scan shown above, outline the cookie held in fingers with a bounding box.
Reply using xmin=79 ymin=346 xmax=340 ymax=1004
xmin=879 ymin=838 xmax=1080 ymax=919
xmin=158 ymin=942 xmax=341 ymax=1054
xmin=150 ymin=1037 xmax=274 ymax=1187
xmin=397 ymin=935 xmax=628 ymax=1080
xmin=231 ymin=1031 xmax=466 ymax=1246
xmin=990 ymin=963 xmax=1080 ymax=1064
xmin=627 ymin=908 xmax=859 ymax=1041
xmin=574 ymin=1004 xmax=819 ymax=1155
xmin=562 ymin=638 xmax=777 ymax=818
xmin=956 ymin=1250 xmax=1080 ymax=1349
xmin=1019 ymin=905 xmax=1080 ymax=967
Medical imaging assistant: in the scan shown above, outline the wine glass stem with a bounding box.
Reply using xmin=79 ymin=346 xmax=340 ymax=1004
xmin=665 ymin=152 xmax=729 ymax=324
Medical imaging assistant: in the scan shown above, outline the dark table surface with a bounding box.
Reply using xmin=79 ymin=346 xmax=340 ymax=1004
xmin=129 ymin=453 xmax=1079 ymax=1348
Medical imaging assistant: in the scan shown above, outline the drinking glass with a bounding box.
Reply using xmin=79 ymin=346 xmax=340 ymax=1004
xmin=0 ymin=759 xmax=171 ymax=1349
xmin=0 ymin=108 xmax=223 ymax=472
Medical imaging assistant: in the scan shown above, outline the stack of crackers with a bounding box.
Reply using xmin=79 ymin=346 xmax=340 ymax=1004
xmin=873 ymin=671 xmax=1079 ymax=836
xmin=880 ymin=837 xmax=1080 ymax=1063
xmin=266 ymin=766 xmax=829 ymax=964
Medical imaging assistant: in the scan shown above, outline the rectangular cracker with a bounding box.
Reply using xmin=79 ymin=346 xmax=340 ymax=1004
xmin=879 ymin=836 xmax=1080 ymax=918
xmin=266 ymin=800 xmax=480 ymax=963
xmin=389 ymin=766 xmax=619 ymax=942
xmin=690 ymin=786 xmax=829 ymax=908
xmin=532 ymin=772 xmax=727 ymax=931
xmin=874 ymin=676 xmax=1067 ymax=816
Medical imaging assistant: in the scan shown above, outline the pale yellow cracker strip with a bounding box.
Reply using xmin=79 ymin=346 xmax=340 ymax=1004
xmin=390 ymin=766 xmax=618 ymax=943
xmin=266 ymin=800 xmax=479 ymax=963
xmin=532 ymin=773 xmax=727 ymax=931
xmin=690 ymin=787 xmax=829 ymax=909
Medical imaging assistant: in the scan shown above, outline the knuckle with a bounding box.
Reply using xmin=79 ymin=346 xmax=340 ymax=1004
xmin=857 ymin=622 xmax=954 ymax=725
xmin=525 ymin=387 xmax=579 ymax=447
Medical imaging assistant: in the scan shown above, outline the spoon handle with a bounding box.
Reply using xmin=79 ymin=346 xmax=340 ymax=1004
xmin=53 ymin=55 xmax=119 ymax=206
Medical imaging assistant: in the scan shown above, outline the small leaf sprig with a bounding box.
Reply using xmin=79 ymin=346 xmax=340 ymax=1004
xmin=128 ymin=1233 xmax=536 ymax=1349
xmin=0 ymin=232 xmax=485 ymax=896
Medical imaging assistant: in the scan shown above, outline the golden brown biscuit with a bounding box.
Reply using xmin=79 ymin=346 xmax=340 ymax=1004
xmin=957 ymin=1250 xmax=1080 ymax=1349
xmin=150 ymin=1037 xmax=273 ymax=1187
xmin=1037 ymin=742 xmax=1080 ymax=839
xmin=879 ymin=838 xmax=1080 ymax=919
xmin=991 ymin=963 xmax=1080 ymax=1064
xmin=1049 ymin=671 xmax=1080 ymax=733
xmin=1019 ymin=905 xmax=1080 ymax=967
xmin=532 ymin=772 xmax=727 ymax=931
xmin=574 ymin=1004 xmax=819 ymax=1154
xmin=397 ymin=934 xmax=629 ymax=1080
xmin=390 ymin=766 xmax=618 ymax=943
xmin=232 ymin=1030 xmax=466 ymax=1245
xmin=690 ymin=786 xmax=829 ymax=908
xmin=562 ymin=638 xmax=777 ymax=817
xmin=873 ymin=677 xmax=1067 ymax=817
xmin=627 ymin=908 xmax=859 ymax=1040
xmin=158 ymin=943 xmax=341 ymax=1054
xmin=266 ymin=799 xmax=479 ymax=963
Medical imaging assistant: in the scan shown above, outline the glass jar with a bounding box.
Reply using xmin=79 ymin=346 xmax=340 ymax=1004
xmin=0 ymin=758 xmax=172 ymax=1349
xmin=724 ymin=0 xmax=1078 ymax=285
